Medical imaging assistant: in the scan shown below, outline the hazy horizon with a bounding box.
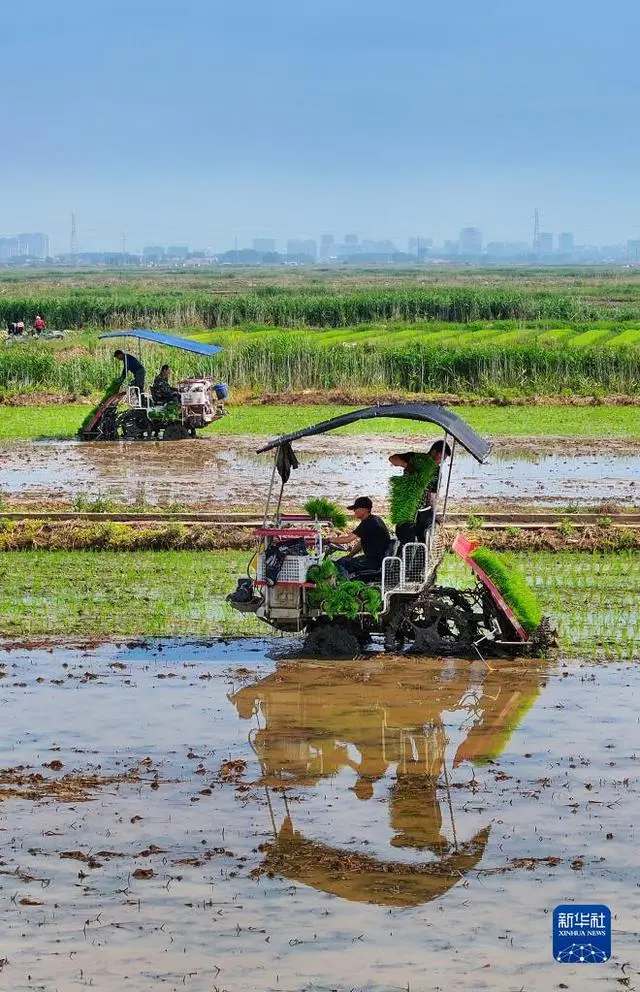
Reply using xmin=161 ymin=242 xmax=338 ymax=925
xmin=3 ymin=0 xmax=640 ymax=253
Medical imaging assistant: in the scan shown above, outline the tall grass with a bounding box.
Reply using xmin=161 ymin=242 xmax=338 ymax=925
xmin=2 ymin=334 xmax=640 ymax=395
xmin=0 ymin=286 xmax=607 ymax=329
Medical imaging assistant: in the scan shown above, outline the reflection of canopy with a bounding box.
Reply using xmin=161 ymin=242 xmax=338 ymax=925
xmin=262 ymin=816 xmax=490 ymax=908
xmin=99 ymin=328 xmax=222 ymax=356
xmin=257 ymin=402 xmax=492 ymax=463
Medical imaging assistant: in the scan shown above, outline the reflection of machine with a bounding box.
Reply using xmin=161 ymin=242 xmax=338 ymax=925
xmin=79 ymin=328 xmax=228 ymax=441
xmin=230 ymin=656 xmax=544 ymax=906
xmin=228 ymin=403 xmax=553 ymax=657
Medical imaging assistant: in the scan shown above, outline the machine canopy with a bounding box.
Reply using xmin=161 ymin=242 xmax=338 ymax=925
xmin=258 ymin=402 xmax=492 ymax=463
xmin=99 ymin=328 xmax=222 ymax=357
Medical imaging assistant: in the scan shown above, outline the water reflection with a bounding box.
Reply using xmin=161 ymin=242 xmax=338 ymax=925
xmin=230 ymin=656 xmax=545 ymax=906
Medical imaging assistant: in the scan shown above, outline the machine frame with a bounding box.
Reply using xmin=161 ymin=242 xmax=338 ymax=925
xmin=229 ymin=402 xmax=551 ymax=656
xmin=80 ymin=328 xmax=227 ymax=441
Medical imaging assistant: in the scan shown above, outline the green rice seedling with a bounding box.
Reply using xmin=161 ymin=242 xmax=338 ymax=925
xmin=5 ymin=314 xmax=640 ymax=399
xmin=558 ymin=520 xmax=576 ymax=537
xmin=73 ymin=494 xmax=118 ymax=513
xmin=388 ymin=454 xmax=438 ymax=525
xmin=0 ymin=285 xmax=594 ymax=331
xmin=304 ymin=497 xmax=348 ymax=529
xmin=470 ymin=546 xmax=544 ymax=633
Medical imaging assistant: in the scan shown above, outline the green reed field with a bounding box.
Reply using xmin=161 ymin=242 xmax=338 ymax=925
xmin=3 ymin=318 xmax=640 ymax=397
xmin=2 ymin=268 xmax=640 ymax=398
xmin=0 ymin=283 xmax=638 ymax=329
xmin=3 ymin=265 xmax=640 ymax=326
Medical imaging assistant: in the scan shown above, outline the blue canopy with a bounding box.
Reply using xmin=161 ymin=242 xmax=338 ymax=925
xmin=99 ymin=328 xmax=222 ymax=356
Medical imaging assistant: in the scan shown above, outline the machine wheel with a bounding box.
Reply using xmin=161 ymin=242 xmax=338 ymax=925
xmin=117 ymin=411 xmax=146 ymax=441
xmin=398 ymin=587 xmax=487 ymax=656
xmin=303 ymin=620 xmax=363 ymax=659
xmin=163 ymin=422 xmax=189 ymax=441
xmin=95 ymin=407 xmax=118 ymax=441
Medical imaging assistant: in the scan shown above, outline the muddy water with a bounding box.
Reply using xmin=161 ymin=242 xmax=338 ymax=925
xmin=1 ymin=436 xmax=639 ymax=506
xmin=1 ymin=639 xmax=638 ymax=991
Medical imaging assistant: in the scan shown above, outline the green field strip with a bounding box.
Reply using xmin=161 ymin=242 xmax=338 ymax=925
xmin=565 ymin=327 xmax=619 ymax=348
xmin=604 ymin=327 xmax=640 ymax=348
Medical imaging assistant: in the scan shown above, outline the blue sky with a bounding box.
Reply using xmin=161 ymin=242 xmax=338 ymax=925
xmin=2 ymin=0 xmax=639 ymax=251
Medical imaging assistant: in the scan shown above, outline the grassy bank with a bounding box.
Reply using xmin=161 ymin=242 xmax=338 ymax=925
xmin=0 ymin=549 xmax=638 ymax=657
xmin=1 ymin=402 xmax=640 ymax=441
xmin=0 ymin=518 xmax=638 ymax=553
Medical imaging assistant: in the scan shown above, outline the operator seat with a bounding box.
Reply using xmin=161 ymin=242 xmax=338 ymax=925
xmin=348 ymin=540 xmax=397 ymax=583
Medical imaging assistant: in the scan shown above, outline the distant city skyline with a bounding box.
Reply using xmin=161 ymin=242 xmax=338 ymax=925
xmin=5 ymin=213 xmax=640 ymax=259
xmin=3 ymin=1 xmax=640 ymax=257
xmin=4 ymin=220 xmax=640 ymax=265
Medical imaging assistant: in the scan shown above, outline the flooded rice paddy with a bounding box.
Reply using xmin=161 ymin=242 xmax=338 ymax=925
xmin=1 ymin=638 xmax=639 ymax=991
xmin=1 ymin=435 xmax=640 ymax=507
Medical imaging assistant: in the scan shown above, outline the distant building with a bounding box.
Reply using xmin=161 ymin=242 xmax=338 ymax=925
xmin=0 ymin=237 xmax=18 ymax=260
xmin=485 ymin=241 xmax=529 ymax=258
xmin=286 ymin=239 xmax=317 ymax=262
xmin=252 ymin=238 xmax=276 ymax=253
xmin=627 ymin=239 xmax=640 ymax=261
xmin=344 ymin=234 xmax=359 ymax=245
xmin=0 ymin=233 xmax=49 ymax=260
xmin=143 ymin=246 xmax=165 ymax=261
xmin=443 ymin=240 xmax=459 ymax=255
xmin=537 ymin=232 xmax=553 ymax=254
xmin=360 ymin=239 xmax=396 ymax=254
xmin=218 ymin=248 xmax=283 ymax=265
xmin=459 ymin=227 xmax=483 ymax=254
xmin=55 ymin=251 xmax=141 ymax=267
xmin=319 ymin=234 xmax=335 ymax=260
xmin=167 ymin=244 xmax=189 ymax=259
xmin=558 ymin=232 xmax=574 ymax=254
xmin=408 ymin=237 xmax=433 ymax=259
xmin=16 ymin=232 xmax=49 ymax=257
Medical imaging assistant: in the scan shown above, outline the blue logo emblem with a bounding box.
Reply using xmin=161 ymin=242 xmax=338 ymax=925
xmin=553 ymin=904 xmax=611 ymax=962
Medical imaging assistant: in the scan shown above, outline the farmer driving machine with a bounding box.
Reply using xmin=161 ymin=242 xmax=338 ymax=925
xmin=228 ymin=403 xmax=555 ymax=657
xmin=79 ymin=329 xmax=228 ymax=441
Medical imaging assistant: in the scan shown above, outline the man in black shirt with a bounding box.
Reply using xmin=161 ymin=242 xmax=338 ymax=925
xmin=331 ymin=496 xmax=391 ymax=578
xmin=114 ymin=349 xmax=146 ymax=392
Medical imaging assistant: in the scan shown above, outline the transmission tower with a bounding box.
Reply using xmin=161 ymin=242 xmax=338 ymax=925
xmin=70 ymin=212 xmax=78 ymax=255
xmin=533 ymin=208 xmax=540 ymax=253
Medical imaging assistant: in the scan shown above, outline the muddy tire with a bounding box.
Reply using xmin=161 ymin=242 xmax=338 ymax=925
xmin=95 ymin=407 xmax=118 ymax=441
xmin=303 ymin=621 xmax=362 ymax=659
xmin=398 ymin=587 xmax=486 ymax=657
xmin=163 ymin=422 xmax=189 ymax=441
xmin=117 ymin=411 xmax=146 ymax=441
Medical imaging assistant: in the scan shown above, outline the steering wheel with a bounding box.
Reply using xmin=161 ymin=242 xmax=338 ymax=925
xmin=323 ymin=542 xmax=345 ymax=555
